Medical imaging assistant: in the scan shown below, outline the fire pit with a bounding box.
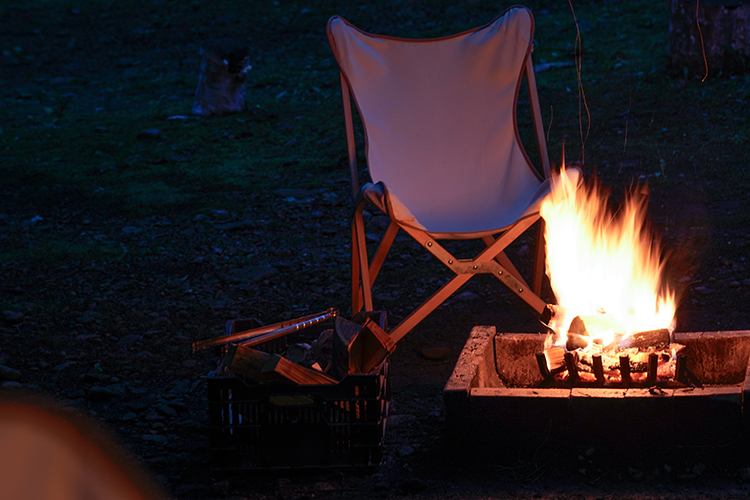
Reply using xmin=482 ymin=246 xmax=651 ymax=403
xmin=444 ymin=326 xmax=750 ymax=458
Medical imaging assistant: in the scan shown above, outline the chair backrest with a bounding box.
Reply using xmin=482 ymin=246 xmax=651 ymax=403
xmin=328 ymin=7 xmax=547 ymax=233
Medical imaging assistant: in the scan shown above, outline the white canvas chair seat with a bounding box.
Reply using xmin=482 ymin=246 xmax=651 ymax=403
xmin=328 ymin=6 xmax=554 ymax=342
xmin=361 ymin=179 xmax=552 ymax=239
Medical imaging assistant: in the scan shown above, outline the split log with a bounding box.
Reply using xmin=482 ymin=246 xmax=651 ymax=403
xmin=225 ymin=344 xmax=274 ymax=383
xmin=347 ymin=318 xmax=395 ymax=374
xmin=544 ymin=346 xmax=566 ymax=374
xmin=331 ymin=316 xmax=365 ymax=379
xmin=260 ymin=354 xmax=338 ymax=386
xmin=536 ymin=353 xmax=551 ymax=379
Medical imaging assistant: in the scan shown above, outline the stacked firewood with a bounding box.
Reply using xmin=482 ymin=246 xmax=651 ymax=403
xmin=193 ymin=309 xmax=394 ymax=385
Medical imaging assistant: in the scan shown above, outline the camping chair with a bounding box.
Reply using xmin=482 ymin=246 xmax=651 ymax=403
xmin=328 ymin=6 xmax=553 ymax=343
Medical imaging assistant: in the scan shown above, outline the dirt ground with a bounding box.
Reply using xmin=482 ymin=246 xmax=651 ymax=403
xmin=2 ymin=1 xmax=750 ymax=499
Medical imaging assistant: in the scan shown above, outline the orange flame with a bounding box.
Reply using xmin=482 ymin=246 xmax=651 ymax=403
xmin=540 ymin=166 xmax=676 ymax=347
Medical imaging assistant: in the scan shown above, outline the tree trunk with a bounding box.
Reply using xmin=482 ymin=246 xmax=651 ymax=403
xmin=669 ymin=0 xmax=750 ymax=77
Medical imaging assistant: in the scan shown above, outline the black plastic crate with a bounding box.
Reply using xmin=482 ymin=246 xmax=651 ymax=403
xmin=207 ymin=312 xmax=390 ymax=471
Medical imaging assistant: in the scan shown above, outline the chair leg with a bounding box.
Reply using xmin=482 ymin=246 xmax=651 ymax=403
xmin=481 ymin=236 xmax=531 ymax=291
xmin=368 ymin=221 xmax=398 ymax=286
xmin=353 ymin=209 xmax=374 ymax=312
xmin=352 ymin=220 xmax=363 ymax=313
xmin=389 ymin=274 xmax=472 ymax=344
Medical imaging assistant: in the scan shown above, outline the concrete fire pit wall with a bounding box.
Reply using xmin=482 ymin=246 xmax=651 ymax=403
xmin=443 ymin=326 xmax=750 ymax=459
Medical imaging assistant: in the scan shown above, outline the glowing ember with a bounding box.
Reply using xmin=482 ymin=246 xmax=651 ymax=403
xmin=540 ymin=166 xmax=676 ymax=349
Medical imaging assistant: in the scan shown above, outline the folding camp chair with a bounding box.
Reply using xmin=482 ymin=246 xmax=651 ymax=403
xmin=328 ymin=6 xmax=554 ymax=343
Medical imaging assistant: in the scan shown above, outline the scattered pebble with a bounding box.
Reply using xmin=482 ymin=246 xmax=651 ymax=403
xmin=2 ymin=310 xmax=24 ymax=325
xmin=0 ymin=364 xmax=21 ymax=382
xmin=137 ymin=129 xmax=161 ymax=140
xmin=420 ymin=346 xmax=450 ymax=360
xmin=400 ymin=477 xmax=427 ymax=494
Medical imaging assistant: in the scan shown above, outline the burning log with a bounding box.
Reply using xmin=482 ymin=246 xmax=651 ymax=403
xmin=536 ymin=346 xmax=566 ymax=381
xmin=568 ymin=314 xmax=624 ymax=338
xmin=536 ymin=353 xmax=551 ymax=379
xmin=539 ymin=304 xmax=564 ymax=326
xmin=619 ymin=328 xmax=671 ymax=351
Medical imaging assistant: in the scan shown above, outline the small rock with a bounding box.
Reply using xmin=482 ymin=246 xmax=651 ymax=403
xmin=398 ymin=445 xmax=415 ymax=457
xmin=167 ymin=400 xmax=188 ymax=412
xmin=141 ymin=434 xmax=169 ymax=444
xmin=739 ymin=467 xmax=750 ymax=482
xmin=420 ymin=346 xmax=449 ymax=360
xmin=155 ymin=404 xmax=178 ymax=418
xmin=400 ymin=477 xmax=427 ymax=494
xmin=388 ymin=414 xmax=417 ymax=427
xmin=86 ymin=384 xmax=126 ymax=401
xmin=2 ymin=311 xmax=24 ymax=325
xmin=229 ymin=265 xmax=278 ymax=285
xmin=117 ymin=334 xmax=143 ymax=345
xmin=152 ymin=317 xmax=171 ymax=328
xmin=692 ymin=463 xmax=706 ymax=475
xmin=729 ymin=281 xmax=741 ymax=288
xmin=455 ymin=291 xmax=479 ymax=302
xmin=137 ymin=129 xmax=161 ymax=140
xmin=743 ymin=279 xmax=750 ymax=287
xmin=182 ymin=359 xmax=198 ymax=368
xmin=0 ymin=364 xmax=22 ymax=381
xmin=2 ymin=381 xmax=22 ymax=389
xmin=121 ymin=412 xmax=137 ymax=422
xmin=274 ymin=188 xmax=320 ymax=198
xmin=213 ymin=219 xmax=257 ymax=231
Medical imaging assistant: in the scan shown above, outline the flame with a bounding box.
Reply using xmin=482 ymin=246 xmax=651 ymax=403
xmin=540 ymin=166 xmax=676 ymax=347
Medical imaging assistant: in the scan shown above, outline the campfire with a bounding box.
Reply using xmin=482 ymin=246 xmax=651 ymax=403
xmin=536 ymin=167 xmax=685 ymax=387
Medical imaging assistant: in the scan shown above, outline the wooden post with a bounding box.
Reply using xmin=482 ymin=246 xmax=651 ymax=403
xmin=669 ymin=0 xmax=750 ymax=77
xmin=193 ymin=38 xmax=251 ymax=115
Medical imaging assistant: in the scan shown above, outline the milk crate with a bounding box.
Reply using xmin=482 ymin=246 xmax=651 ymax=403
xmin=207 ymin=311 xmax=389 ymax=471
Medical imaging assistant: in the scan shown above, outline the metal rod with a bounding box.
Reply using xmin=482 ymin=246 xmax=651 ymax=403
xmin=675 ymin=352 xmax=687 ymax=384
xmin=646 ymin=352 xmax=658 ymax=385
xmin=564 ymin=352 xmax=579 ymax=383
xmin=192 ymin=308 xmax=339 ymax=353
xmin=593 ymin=354 xmax=604 ymax=384
xmin=619 ymin=355 xmax=631 ymax=385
